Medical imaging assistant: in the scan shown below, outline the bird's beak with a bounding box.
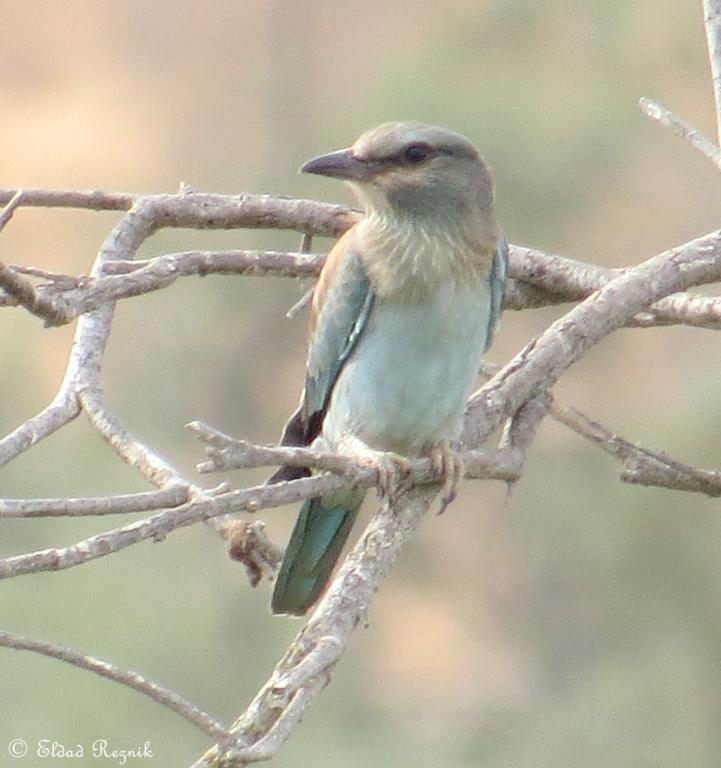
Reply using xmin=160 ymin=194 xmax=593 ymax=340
xmin=299 ymin=148 xmax=374 ymax=181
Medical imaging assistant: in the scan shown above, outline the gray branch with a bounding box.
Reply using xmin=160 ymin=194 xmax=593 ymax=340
xmin=0 ymin=448 xmax=519 ymax=581
xmin=1 ymin=29 xmax=721 ymax=760
xmin=193 ymin=485 xmax=440 ymax=767
xmin=475 ymin=361 xmax=721 ymax=499
xmin=463 ymin=229 xmax=721 ymax=447
xmin=551 ymin=401 xmax=721 ymax=497
xmin=705 ymin=0 xmax=721 ymax=145
xmin=5 ymin=237 xmax=721 ymax=330
xmin=639 ymin=97 xmax=721 ymax=171
xmin=0 ymin=192 xmax=73 ymax=325
xmin=2 ymin=185 xmax=721 ymax=768
xmin=0 ymin=631 xmax=228 ymax=740
xmin=0 ymin=487 xmax=189 ymax=518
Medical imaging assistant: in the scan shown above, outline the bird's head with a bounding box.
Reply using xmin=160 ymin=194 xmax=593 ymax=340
xmin=300 ymin=122 xmax=495 ymax=222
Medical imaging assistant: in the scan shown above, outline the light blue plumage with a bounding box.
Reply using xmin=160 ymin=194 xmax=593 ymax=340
xmin=270 ymin=122 xmax=506 ymax=615
xmin=323 ymin=274 xmax=494 ymax=453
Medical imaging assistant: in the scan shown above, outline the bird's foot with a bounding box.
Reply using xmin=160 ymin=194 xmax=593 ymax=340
xmin=360 ymin=450 xmax=413 ymax=502
xmin=428 ymin=442 xmax=465 ymax=515
xmin=338 ymin=437 xmax=412 ymax=502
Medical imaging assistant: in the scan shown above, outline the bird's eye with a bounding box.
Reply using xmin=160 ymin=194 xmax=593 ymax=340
xmin=402 ymin=143 xmax=432 ymax=164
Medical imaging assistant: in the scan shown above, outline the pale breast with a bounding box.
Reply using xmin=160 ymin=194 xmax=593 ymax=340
xmin=321 ymin=277 xmax=492 ymax=454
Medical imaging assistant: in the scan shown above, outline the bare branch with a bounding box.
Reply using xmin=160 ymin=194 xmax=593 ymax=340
xmin=0 ymin=391 xmax=80 ymax=468
xmin=0 ymin=449 xmax=520 ymax=581
xmin=0 ymin=184 xmax=719 ymax=331
xmin=639 ymin=97 xmax=721 ymax=171
xmin=551 ymin=400 xmax=721 ymax=497
xmin=0 ymin=191 xmax=72 ymax=325
xmin=0 ymin=487 xmax=189 ymax=518
xmin=476 ymin=361 xmax=721 ymax=499
xmin=188 ymin=421 xmax=365 ymax=475
xmin=0 ymin=187 xmax=134 ymax=211
xmin=103 ymin=248 xmax=323 ymax=278
xmin=705 ymin=0 xmax=721 ymax=145
xmin=0 ymin=630 xmax=228 ymax=740
xmin=628 ymin=290 xmax=721 ymax=330
xmin=0 ymin=262 xmax=72 ymax=325
xmin=0 ymin=187 xmax=357 ymax=237
xmin=463 ymin=228 xmax=721 ymax=446
xmin=3 ymin=196 xmax=721 ymax=333
xmin=0 ymin=493 xmax=238 ymax=580
xmin=0 ymin=190 xmax=22 ymax=230
xmin=62 ymin=249 xmax=323 ymax=320
xmin=508 ymin=243 xmax=721 ymax=329
xmin=188 ymin=420 xmax=521 ymax=480
xmin=195 ymin=486 xmax=440 ymax=767
xmin=508 ymin=245 xmax=614 ymax=300
xmin=9 ymin=240 xmax=721 ymax=332
xmin=8 ymin=264 xmax=83 ymax=285
xmin=80 ymin=386 xmax=194 ymax=491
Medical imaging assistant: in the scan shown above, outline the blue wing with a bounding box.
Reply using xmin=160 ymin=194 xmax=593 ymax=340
xmin=270 ymin=234 xmax=374 ymax=482
xmin=485 ymin=235 xmax=508 ymax=349
xmin=303 ymin=246 xmax=374 ymax=438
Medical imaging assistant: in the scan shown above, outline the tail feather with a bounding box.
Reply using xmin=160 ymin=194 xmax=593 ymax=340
xmin=271 ymin=495 xmax=362 ymax=616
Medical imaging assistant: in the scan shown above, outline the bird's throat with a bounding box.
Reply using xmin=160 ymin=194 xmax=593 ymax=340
xmin=356 ymin=212 xmax=495 ymax=300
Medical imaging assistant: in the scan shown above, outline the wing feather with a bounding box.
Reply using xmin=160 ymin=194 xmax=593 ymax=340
xmin=485 ymin=235 xmax=508 ymax=349
xmin=269 ymin=227 xmax=373 ymax=483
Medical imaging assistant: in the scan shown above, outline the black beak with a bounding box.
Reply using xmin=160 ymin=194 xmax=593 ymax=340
xmin=299 ymin=148 xmax=373 ymax=181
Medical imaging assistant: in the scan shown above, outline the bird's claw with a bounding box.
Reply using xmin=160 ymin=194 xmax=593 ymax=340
xmin=337 ymin=436 xmax=413 ymax=502
xmin=429 ymin=443 xmax=464 ymax=515
xmin=357 ymin=451 xmax=413 ymax=502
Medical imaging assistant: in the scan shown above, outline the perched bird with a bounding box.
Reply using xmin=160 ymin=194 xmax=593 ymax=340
xmin=269 ymin=121 xmax=507 ymax=616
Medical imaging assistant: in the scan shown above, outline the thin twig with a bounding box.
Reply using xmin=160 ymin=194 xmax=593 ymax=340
xmin=103 ymin=249 xmax=323 ymax=278
xmin=188 ymin=421 xmax=364 ymax=475
xmin=80 ymin=386 xmax=195 ymax=491
xmin=0 ymin=630 xmax=228 ymax=740
xmin=639 ymin=96 xmax=721 ymax=171
xmin=0 ymin=390 xmax=80 ymax=468
xmin=195 ymin=487 xmax=440 ymax=767
xmin=463 ymin=228 xmax=721 ymax=446
xmin=8 ymin=264 xmax=84 ymax=285
xmin=704 ymin=0 xmax=721 ymax=145
xmin=551 ymin=400 xmax=721 ymax=497
xmin=2 ymin=152 xmax=721 ymax=768
xmin=0 ymin=449 xmax=520 ymax=581
xmin=188 ymin=420 xmax=522 ymax=481
xmin=0 ymin=187 xmax=134 ymax=211
xmin=7 ymin=239 xmax=721 ymax=330
xmin=0 ymin=190 xmax=23 ymax=231
xmin=477 ymin=362 xmax=721 ymax=499
xmin=498 ymin=390 xmax=551 ymax=499
xmin=0 ymin=191 xmax=72 ymax=325
xmin=0 ymin=487 xmax=189 ymax=518
xmin=64 ymin=250 xmax=322 ymax=320
xmin=286 ymin=231 xmax=317 ymax=318
xmin=0 ymin=188 xmax=358 ymax=236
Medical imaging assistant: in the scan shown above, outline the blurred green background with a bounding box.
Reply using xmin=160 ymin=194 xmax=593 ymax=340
xmin=2 ymin=1 xmax=721 ymax=765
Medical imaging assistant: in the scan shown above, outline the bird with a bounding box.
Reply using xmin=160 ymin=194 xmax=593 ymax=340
xmin=269 ymin=121 xmax=507 ymax=616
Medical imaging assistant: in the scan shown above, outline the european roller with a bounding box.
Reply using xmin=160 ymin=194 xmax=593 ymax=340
xmin=270 ymin=121 xmax=507 ymax=615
